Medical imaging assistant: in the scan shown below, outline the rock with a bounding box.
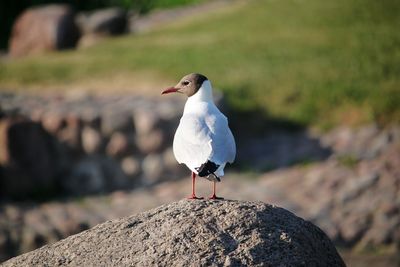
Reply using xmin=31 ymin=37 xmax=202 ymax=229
xmin=0 ymin=229 xmax=11 ymax=263
xmin=237 ymin=130 xmax=331 ymax=171
xmin=57 ymin=114 xmax=82 ymax=151
xmin=162 ymin=147 xmax=185 ymax=178
xmin=337 ymin=173 xmax=380 ymax=204
xmin=162 ymin=147 xmax=178 ymax=170
xmin=106 ymin=132 xmax=130 ymax=157
xmin=120 ymin=156 xmax=141 ymax=178
xmin=320 ymin=124 xmax=392 ymax=161
xmin=100 ymin=156 xmax=129 ymax=190
xmin=0 ymin=93 xmax=191 ymax=199
xmin=76 ymin=7 xmax=127 ymax=47
xmin=81 ymin=126 xmax=102 ymax=154
xmin=133 ymin=110 xmax=160 ymax=136
xmin=19 ymin=227 xmax=46 ymax=256
xmin=259 ymin=141 xmax=400 ymax=252
xmin=141 ymin=153 xmax=164 ymax=184
xmin=76 ymin=8 xmax=127 ymax=35
xmin=41 ymin=112 xmax=65 ymax=134
xmin=75 ymin=34 xmax=104 ymax=48
xmin=2 ymin=200 xmax=345 ymax=267
xmin=64 ymin=157 xmax=105 ymax=195
xmin=80 ymin=108 xmax=101 ymax=128
xmin=135 ymin=129 xmax=165 ymax=154
xmin=65 ymin=153 xmax=130 ymax=194
xmin=9 ymin=4 xmax=80 ymax=57
xmin=0 ymin=117 xmax=59 ymax=198
xmin=101 ymin=110 xmax=132 ymax=136
xmin=64 ymin=155 xmax=128 ymax=195
xmin=367 ymin=131 xmax=391 ymax=158
xmin=156 ymin=100 xmax=183 ymax=121
xmin=339 ymin=212 xmax=371 ymax=245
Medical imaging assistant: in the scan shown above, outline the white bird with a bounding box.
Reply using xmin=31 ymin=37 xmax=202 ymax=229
xmin=162 ymin=73 xmax=236 ymax=199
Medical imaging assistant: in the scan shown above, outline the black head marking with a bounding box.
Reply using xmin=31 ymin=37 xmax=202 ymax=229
xmin=176 ymin=73 xmax=209 ymax=97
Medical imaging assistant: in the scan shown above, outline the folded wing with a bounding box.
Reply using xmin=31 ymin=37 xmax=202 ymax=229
xmin=173 ymin=111 xmax=236 ymax=174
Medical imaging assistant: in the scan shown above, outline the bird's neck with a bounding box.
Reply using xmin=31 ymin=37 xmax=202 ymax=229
xmin=184 ymin=80 xmax=215 ymax=111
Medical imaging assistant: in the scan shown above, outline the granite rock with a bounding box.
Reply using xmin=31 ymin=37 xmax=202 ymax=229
xmin=2 ymin=200 xmax=345 ymax=267
xmin=9 ymin=4 xmax=80 ymax=57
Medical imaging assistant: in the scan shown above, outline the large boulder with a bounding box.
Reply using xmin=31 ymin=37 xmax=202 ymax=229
xmin=9 ymin=4 xmax=80 ymax=57
xmin=3 ymin=200 xmax=345 ymax=266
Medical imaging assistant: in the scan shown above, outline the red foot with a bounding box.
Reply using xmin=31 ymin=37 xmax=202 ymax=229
xmin=208 ymin=195 xmax=224 ymax=200
xmin=187 ymin=195 xmax=204 ymax=200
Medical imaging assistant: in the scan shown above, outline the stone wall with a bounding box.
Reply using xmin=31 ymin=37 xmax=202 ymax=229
xmin=0 ymin=93 xmax=192 ymax=198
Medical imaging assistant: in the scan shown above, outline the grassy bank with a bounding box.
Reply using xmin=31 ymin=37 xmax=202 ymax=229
xmin=1 ymin=0 xmax=399 ymax=129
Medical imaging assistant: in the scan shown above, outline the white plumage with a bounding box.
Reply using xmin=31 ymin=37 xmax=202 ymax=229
xmin=173 ymin=80 xmax=236 ymax=179
xmin=162 ymin=73 xmax=236 ymax=199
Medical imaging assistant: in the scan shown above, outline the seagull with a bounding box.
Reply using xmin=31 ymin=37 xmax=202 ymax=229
xmin=162 ymin=73 xmax=236 ymax=200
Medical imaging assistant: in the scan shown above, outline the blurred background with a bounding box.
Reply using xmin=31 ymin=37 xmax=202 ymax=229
xmin=0 ymin=0 xmax=399 ymax=266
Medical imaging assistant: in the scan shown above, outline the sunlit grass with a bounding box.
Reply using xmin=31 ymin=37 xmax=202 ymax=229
xmin=1 ymin=0 xmax=399 ymax=128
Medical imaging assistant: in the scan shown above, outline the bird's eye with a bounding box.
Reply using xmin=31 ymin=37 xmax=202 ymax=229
xmin=182 ymin=80 xmax=190 ymax=86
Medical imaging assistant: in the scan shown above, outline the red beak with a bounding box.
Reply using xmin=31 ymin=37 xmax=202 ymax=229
xmin=161 ymin=87 xmax=179 ymax=95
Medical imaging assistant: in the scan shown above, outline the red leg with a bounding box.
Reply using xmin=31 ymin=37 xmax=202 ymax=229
xmin=209 ymin=181 xmax=224 ymax=200
xmin=187 ymin=172 xmax=203 ymax=200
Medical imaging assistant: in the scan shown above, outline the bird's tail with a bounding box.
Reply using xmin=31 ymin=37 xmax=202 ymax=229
xmin=195 ymin=160 xmax=221 ymax=182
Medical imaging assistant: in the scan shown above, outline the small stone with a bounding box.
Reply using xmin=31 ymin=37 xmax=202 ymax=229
xmin=338 ymin=173 xmax=380 ymax=204
xmin=135 ymin=130 xmax=164 ymax=154
xmin=223 ymin=256 xmax=232 ymax=267
xmin=101 ymin=110 xmax=132 ymax=136
xmin=81 ymin=108 xmax=101 ymax=128
xmin=162 ymin=147 xmax=185 ymax=179
xmin=162 ymin=148 xmax=177 ymax=170
xmin=64 ymin=158 xmax=105 ymax=195
xmin=156 ymin=100 xmax=183 ymax=121
xmin=121 ymin=156 xmax=141 ymax=178
xmin=81 ymin=126 xmax=102 ymax=154
xmin=58 ymin=114 xmax=82 ymax=150
xmin=41 ymin=112 xmax=64 ymax=134
xmin=366 ymin=131 xmax=391 ymax=158
xmin=106 ymin=132 xmax=130 ymax=157
xmin=100 ymin=156 xmax=128 ymax=190
xmin=142 ymin=154 xmax=164 ymax=184
xmin=133 ymin=110 xmax=160 ymax=136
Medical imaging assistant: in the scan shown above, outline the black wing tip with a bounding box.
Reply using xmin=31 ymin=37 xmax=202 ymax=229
xmin=195 ymin=160 xmax=220 ymax=177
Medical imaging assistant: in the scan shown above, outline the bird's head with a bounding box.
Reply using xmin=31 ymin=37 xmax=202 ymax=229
xmin=162 ymin=73 xmax=208 ymax=97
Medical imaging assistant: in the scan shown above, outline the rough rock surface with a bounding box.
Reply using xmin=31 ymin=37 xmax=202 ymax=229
xmin=3 ymin=200 xmax=345 ymax=267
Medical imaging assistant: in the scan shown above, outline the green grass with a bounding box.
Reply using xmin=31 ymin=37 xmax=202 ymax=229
xmin=337 ymin=155 xmax=359 ymax=168
xmin=1 ymin=0 xmax=399 ymax=129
